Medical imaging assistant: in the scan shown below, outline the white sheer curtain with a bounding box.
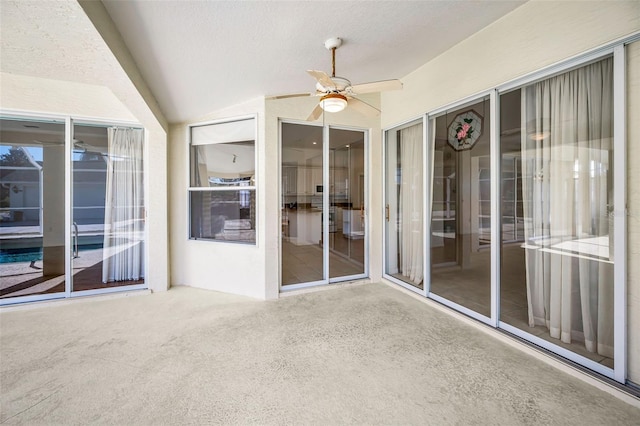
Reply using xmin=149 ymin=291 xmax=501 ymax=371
xmin=399 ymin=124 xmax=423 ymax=285
xmin=522 ymin=57 xmax=613 ymax=357
xmin=102 ymin=128 xmax=145 ymax=283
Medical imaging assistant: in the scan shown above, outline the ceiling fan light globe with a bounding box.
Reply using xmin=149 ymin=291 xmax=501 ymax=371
xmin=320 ymin=93 xmax=347 ymax=113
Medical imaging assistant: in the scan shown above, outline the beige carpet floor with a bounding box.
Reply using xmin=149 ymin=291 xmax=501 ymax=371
xmin=1 ymin=283 xmax=638 ymax=425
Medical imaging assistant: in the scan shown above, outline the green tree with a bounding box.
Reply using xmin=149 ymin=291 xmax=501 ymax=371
xmin=0 ymin=147 xmax=31 ymax=166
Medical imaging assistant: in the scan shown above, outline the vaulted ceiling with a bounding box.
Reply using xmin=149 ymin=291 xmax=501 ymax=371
xmin=2 ymin=1 xmax=527 ymax=124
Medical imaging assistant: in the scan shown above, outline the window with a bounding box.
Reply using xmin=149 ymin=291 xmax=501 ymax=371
xmin=189 ymin=117 xmax=256 ymax=244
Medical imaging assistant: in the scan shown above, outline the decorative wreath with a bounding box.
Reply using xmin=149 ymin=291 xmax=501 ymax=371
xmin=447 ymin=110 xmax=483 ymax=151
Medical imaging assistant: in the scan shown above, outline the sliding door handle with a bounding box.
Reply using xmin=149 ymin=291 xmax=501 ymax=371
xmin=385 ymin=204 xmax=390 ymax=222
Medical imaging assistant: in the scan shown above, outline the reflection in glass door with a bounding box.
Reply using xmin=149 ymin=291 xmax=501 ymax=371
xmin=0 ymin=117 xmax=146 ymax=305
xmin=280 ymin=122 xmax=367 ymax=288
xmin=498 ymin=56 xmax=616 ymax=372
xmin=71 ymin=125 xmax=145 ymax=293
xmin=281 ymin=123 xmax=324 ymax=286
xmin=429 ymin=97 xmax=492 ymax=318
xmin=329 ymin=128 xmax=365 ymax=279
xmin=0 ymin=118 xmax=66 ymax=300
xmin=384 ymin=119 xmax=424 ymax=290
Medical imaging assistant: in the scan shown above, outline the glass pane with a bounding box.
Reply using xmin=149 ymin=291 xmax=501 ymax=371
xmin=1 ymin=118 xmax=66 ymax=299
xmin=384 ymin=120 xmax=423 ymax=289
xmin=430 ymin=98 xmax=491 ymax=317
xmin=281 ymin=123 xmax=324 ymax=285
xmin=72 ymin=125 xmax=145 ymax=291
xmin=191 ymin=143 xmax=255 ymax=187
xmin=190 ymin=119 xmax=255 ymax=187
xmin=190 ymin=190 xmax=256 ymax=244
xmin=499 ymin=56 xmax=615 ymax=368
xmin=329 ymin=128 xmax=365 ymax=279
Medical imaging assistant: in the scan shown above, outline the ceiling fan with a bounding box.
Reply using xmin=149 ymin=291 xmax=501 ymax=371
xmin=270 ymin=37 xmax=403 ymax=121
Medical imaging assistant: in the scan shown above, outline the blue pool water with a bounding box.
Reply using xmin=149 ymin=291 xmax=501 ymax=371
xmin=0 ymin=244 xmax=103 ymax=264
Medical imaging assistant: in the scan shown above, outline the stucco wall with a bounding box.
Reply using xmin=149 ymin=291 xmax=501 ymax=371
xmin=168 ymin=98 xmax=268 ymax=299
xmin=382 ymin=1 xmax=639 ymax=128
xmin=380 ymin=1 xmax=639 ymax=384
xmin=169 ymin=94 xmax=382 ymax=300
xmin=0 ymin=73 xmax=136 ymax=121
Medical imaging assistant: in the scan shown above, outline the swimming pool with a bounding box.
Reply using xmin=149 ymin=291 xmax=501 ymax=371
xmin=0 ymin=244 xmax=103 ymax=264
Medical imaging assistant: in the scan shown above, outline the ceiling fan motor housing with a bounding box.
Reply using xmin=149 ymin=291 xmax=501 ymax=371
xmin=316 ymin=76 xmax=351 ymax=93
xmin=324 ymin=37 xmax=342 ymax=50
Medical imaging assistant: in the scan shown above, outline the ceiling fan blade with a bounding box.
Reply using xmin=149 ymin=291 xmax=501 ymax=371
xmin=350 ymin=79 xmax=403 ymax=94
xmin=348 ymin=97 xmax=380 ymax=117
xmin=306 ymin=104 xmax=323 ymax=121
xmin=266 ymin=92 xmax=313 ymax=100
xmin=307 ymin=70 xmax=336 ymax=90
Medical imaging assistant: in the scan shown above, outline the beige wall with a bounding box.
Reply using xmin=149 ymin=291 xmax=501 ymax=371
xmin=382 ymin=1 xmax=640 ymax=128
xmin=168 ymin=94 xmax=381 ymax=299
xmin=380 ymin=1 xmax=639 ymax=384
xmin=168 ymin=98 xmax=268 ymax=299
xmin=0 ymin=73 xmax=136 ymax=121
xmin=144 ymin=121 xmax=169 ymax=293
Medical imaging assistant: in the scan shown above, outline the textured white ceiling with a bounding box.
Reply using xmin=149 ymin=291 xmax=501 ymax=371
xmin=0 ymin=0 xmax=129 ymax=96
xmin=1 ymin=1 xmax=526 ymax=125
xmin=1 ymin=1 xmax=117 ymax=85
xmin=0 ymin=1 xmax=165 ymax=131
xmin=102 ymin=1 xmax=525 ymax=123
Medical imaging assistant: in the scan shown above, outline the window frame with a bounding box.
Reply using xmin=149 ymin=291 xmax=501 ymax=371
xmin=187 ymin=114 xmax=258 ymax=245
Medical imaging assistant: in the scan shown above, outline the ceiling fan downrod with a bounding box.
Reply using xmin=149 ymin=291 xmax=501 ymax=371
xmin=331 ymin=47 xmax=336 ymax=78
xmin=324 ymin=37 xmax=342 ymax=78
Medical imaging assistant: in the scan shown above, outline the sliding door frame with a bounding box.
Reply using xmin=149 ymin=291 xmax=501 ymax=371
xmin=69 ymin=117 xmax=148 ymax=298
xmin=278 ymin=119 xmax=369 ymax=292
xmin=0 ymin=110 xmax=148 ymax=306
xmin=278 ymin=119 xmax=325 ymax=291
xmin=494 ymin=43 xmax=628 ymax=383
xmin=382 ymin=35 xmax=633 ymax=383
xmin=425 ymin=90 xmax=495 ymax=327
xmin=327 ymin=124 xmax=369 ymax=284
xmin=381 ymin=115 xmax=428 ymax=297
xmin=65 ymin=117 xmax=73 ymax=298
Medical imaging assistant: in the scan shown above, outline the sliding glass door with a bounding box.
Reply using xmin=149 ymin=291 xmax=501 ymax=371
xmin=0 ymin=116 xmax=146 ymax=305
xmin=384 ymin=119 xmax=424 ymax=291
xmin=498 ymin=56 xmax=617 ymax=373
xmin=383 ymin=50 xmax=624 ymax=381
xmin=281 ymin=123 xmax=324 ymax=285
xmin=329 ymin=128 xmax=366 ymax=279
xmin=71 ymin=124 xmax=145 ymax=293
xmin=280 ymin=121 xmax=367 ymax=289
xmin=0 ymin=118 xmax=66 ymax=300
xmin=429 ymin=97 xmax=492 ymax=319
